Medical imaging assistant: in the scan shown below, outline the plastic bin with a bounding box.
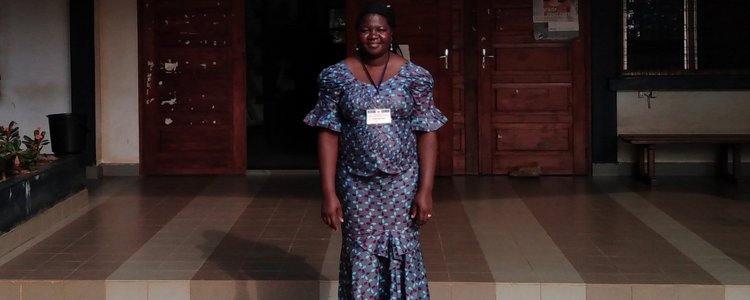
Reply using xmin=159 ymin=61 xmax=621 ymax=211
xmin=47 ymin=113 xmax=87 ymax=155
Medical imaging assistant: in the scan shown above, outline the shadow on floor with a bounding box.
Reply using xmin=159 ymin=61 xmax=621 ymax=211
xmin=198 ymin=230 xmax=325 ymax=299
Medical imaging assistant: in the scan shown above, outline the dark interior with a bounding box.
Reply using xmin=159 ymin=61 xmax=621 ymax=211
xmin=246 ymin=0 xmax=346 ymax=169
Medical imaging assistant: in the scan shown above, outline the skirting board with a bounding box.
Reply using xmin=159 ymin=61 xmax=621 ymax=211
xmin=97 ymin=164 xmax=140 ymax=177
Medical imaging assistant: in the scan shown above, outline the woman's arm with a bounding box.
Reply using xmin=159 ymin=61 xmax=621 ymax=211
xmin=318 ymin=129 xmax=343 ymax=230
xmin=411 ymin=131 xmax=437 ymax=225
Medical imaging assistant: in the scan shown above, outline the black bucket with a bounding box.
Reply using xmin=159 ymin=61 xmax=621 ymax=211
xmin=47 ymin=113 xmax=87 ymax=156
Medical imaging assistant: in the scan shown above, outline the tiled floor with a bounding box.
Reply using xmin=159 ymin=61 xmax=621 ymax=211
xmin=1 ymin=173 xmax=749 ymax=299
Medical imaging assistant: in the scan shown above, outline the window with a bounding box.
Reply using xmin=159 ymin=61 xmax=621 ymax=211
xmin=622 ymin=0 xmax=750 ymax=75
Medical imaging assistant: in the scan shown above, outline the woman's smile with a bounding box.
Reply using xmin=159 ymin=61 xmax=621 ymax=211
xmin=358 ymin=14 xmax=392 ymax=59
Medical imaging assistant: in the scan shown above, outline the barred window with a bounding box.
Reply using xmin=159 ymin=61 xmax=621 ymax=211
xmin=622 ymin=0 xmax=750 ymax=75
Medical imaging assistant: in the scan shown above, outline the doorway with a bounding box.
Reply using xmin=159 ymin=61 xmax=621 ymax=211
xmin=245 ymin=0 xmax=345 ymax=169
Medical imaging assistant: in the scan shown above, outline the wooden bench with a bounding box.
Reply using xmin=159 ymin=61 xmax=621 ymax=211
xmin=619 ymin=134 xmax=750 ymax=184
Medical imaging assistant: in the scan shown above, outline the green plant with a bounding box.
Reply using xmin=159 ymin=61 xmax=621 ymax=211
xmin=1 ymin=121 xmax=50 ymax=174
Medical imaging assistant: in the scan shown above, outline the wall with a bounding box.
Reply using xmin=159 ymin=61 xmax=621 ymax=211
xmin=97 ymin=0 xmax=139 ymax=165
xmin=0 ymin=0 xmax=70 ymax=150
xmin=617 ymin=91 xmax=750 ymax=163
xmin=5 ymin=0 xmax=747 ymax=169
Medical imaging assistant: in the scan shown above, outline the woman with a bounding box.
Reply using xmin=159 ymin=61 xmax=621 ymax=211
xmin=304 ymin=2 xmax=446 ymax=299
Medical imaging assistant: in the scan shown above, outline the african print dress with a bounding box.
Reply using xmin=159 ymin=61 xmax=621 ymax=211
xmin=304 ymin=60 xmax=447 ymax=300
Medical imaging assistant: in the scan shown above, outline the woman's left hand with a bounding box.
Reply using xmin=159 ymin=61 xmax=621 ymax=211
xmin=410 ymin=190 xmax=433 ymax=226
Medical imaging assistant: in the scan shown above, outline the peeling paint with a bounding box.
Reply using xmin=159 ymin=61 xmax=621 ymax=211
xmin=165 ymin=118 xmax=174 ymax=125
xmin=146 ymin=60 xmax=155 ymax=96
xmin=211 ymin=105 xmax=215 ymax=109
xmin=185 ymin=40 xmax=191 ymax=45
xmin=161 ymin=98 xmax=177 ymax=106
xmin=164 ymin=59 xmax=178 ymax=73
xmin=200 ymin=63 xmax=207 ymax=69
xmin=146 ymin=98 xmax=156 ymax=105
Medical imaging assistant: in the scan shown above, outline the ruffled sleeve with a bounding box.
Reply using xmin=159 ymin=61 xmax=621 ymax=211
xmin=303 ymin=65 xmax=342 ymax=132
xmin=408 ymin=64 xmax=448 ymax=132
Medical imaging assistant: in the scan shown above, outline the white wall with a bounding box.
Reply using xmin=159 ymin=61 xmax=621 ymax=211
xmin=0 ymin=0 xmax=70 ymax=152
xmin=98 ymin=0 xmax=139 ymax=164
xmin=617 ymin=91 xmax=750 ymax=163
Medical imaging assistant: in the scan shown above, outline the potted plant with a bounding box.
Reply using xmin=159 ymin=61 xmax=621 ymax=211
xmin=0 ymin=121 xmax=50 ymax=180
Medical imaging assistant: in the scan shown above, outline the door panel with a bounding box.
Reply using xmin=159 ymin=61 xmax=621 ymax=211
xmin=495 ymin=124 xmax=571 ymax=151
xmin=495 ymin=85 xmax=571 ymax=112
xmin=494 ymin=7 xmax=532 ymax=35
xmin=140 ymin=0 xmax=246 ymax=175
xmin=494 ymin=46 xmax=571 ymax=72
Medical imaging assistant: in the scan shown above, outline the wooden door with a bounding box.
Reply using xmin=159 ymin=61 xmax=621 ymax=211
xmin=347 ymin=0 xmax=454 ymax=175
xmin=475 ymin=0 xmax=589 ymax=174
xmin=139 ymin=0 xmax=246 ymax=174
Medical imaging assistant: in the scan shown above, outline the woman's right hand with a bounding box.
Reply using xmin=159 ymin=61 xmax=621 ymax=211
xmin=321 ymin=196 xmax=344 ymax=231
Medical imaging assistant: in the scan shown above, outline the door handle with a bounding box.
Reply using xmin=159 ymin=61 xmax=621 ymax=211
xmin=439 ymin=49 xmax=449 ymax=70
xmin=482 ymin=48 xmax=494 ymax=69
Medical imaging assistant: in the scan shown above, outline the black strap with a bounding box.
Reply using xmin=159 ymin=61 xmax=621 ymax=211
xmin=361 ymin=52 xmax=390 ymax=93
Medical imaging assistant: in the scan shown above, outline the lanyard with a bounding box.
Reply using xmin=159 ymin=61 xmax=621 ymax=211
xmin=361 ymin=51 xmax=390 ymax=93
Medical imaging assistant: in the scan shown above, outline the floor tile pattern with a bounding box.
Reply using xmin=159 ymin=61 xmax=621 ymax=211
xmin=1 ymin=174 xmax=750 ymax=300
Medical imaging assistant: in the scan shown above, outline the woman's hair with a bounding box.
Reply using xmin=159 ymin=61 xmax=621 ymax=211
xmin=355 ymin=2 xmax=402 ymax=55
xmin=356 ymin=2 xmax=396 ymax=29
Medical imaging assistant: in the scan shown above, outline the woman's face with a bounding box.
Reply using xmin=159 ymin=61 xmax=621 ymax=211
xmin=357 ymin=14 xmax=392 ymax=59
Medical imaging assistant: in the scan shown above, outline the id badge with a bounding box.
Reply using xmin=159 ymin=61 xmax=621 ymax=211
xmin=366 ymin=108 xmax=392 ymax=125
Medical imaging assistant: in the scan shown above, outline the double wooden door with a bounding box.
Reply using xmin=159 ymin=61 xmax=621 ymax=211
xmin=351 ymin=0 xmax=589 ymax=175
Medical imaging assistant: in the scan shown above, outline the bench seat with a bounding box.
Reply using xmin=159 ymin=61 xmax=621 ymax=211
xmin=619 ymin=134 xmax=750 ymax=184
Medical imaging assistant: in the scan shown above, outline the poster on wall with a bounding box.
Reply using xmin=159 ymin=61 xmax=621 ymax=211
xmin=532 ymin=0 xmax=579 ymax=40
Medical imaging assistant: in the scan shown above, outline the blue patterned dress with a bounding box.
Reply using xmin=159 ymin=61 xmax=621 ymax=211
xmin=304 ymin=60 xmax=447 ymax=300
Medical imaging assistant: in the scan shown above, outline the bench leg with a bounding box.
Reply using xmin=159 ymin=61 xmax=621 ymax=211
xmin=731 ymin=144 xmax=742 ymax=183
xmin=646 ymin=144 xmax=656 ymax=185
xmin=635 ymin=145 xmax=645 ymax=179
xmin=719 ymin=145 xmax=728 ymax=176
xmin=719 ymin=144 xmax=742 ymax=184
xmin=634 ymin=144 xmax=656 ymax=185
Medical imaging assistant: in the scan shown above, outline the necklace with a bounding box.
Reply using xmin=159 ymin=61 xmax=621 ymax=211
xmin=360 ymin=51 xmax=390 ymax=93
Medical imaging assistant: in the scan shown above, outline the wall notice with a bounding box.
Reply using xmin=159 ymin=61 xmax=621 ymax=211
xmin=533 ymin=0 xmax=579 ymax=40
